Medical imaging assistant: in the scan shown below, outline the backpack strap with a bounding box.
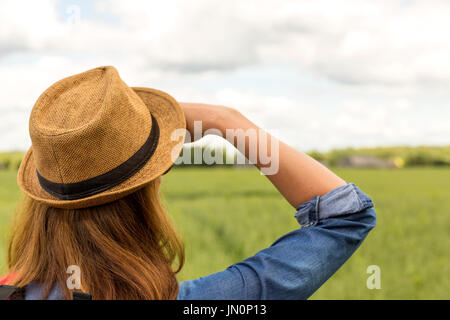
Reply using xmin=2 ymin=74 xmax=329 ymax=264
xmin=0 ymin=285 xmax=25 ymax=300
xmin=1 ymin=284 xmax=92 ymax=300
xmin=72 ymin=291 xmax=92 ymax=300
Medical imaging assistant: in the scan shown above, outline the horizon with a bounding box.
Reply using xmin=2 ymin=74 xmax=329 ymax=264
xmin=1 ymin=143 xmax=449 ymax=155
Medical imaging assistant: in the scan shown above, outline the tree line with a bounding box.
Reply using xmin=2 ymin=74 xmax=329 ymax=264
xmin=0 ymin=145 xmax=449 ymax=171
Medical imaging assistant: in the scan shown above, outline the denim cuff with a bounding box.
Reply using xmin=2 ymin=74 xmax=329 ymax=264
xmin=294 ymin=183 xmax=374 ymax=227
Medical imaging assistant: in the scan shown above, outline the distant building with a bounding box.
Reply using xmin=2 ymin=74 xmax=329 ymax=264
xmin=338 ymin=155 xmax=396 ymax=168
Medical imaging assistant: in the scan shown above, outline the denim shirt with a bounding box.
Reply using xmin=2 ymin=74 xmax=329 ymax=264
xmin=177 ymin=183 xmax=376 ymax=300
xmin=24 ymin=183 xmax=376 ymax=300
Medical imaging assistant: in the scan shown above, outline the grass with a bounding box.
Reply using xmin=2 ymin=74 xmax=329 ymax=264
xmin=1 ymin=167 xmax=449 ymax=299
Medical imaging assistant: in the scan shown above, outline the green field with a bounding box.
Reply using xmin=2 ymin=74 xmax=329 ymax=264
xmin=1 ymin=167 xmax=449 ymax=299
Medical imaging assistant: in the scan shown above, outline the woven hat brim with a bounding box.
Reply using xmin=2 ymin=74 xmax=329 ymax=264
xmin=17 ymin=87 xmax=186 ymax=209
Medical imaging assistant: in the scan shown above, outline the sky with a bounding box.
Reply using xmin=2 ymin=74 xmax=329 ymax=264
xmin=0 ymin=0 xmax=449 ymax=152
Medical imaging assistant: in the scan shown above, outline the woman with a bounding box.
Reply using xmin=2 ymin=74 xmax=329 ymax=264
xmin=1 ymin=66 xmax=376 ymax=300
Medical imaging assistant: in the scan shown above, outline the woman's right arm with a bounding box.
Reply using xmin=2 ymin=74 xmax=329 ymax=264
xmin=181 ymin=103 xmax=346 ymax=207
xmin=177 ymin=104 xmax=376 ymax=299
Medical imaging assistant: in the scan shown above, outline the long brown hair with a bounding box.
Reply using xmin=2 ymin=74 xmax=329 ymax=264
xmin=6 ymin=179 xmax=184 ymax=300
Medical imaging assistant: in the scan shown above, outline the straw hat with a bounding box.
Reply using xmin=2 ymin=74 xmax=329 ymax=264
xmin=18 ymin=66 xmax=186 ymax=209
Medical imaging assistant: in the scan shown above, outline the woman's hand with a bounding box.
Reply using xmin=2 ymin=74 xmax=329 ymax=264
xmin=179 ymin=102 xmax=240 ymax=142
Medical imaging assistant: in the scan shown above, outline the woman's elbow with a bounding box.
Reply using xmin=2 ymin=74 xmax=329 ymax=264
xmin=364 ymin=207 xmax=377 ymax=231
xmin=351 ymin=207 xmax=377 ymax=244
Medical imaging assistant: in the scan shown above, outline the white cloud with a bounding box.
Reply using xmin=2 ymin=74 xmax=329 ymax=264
xmin=0 ymin=0 xmax=449 ymax=151
xmin=0 ymin=0 xmax=62 ymax=55
xmin=2 ymin=0 xmax=450 ymax=84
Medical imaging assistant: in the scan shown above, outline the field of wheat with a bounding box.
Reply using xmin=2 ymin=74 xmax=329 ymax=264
xmin=1 ymin=167 xmax=449 ymax=299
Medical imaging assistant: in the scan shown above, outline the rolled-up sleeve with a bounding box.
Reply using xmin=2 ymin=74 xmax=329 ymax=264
xmin=177 ymin=183 xmax=376 ymax=300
